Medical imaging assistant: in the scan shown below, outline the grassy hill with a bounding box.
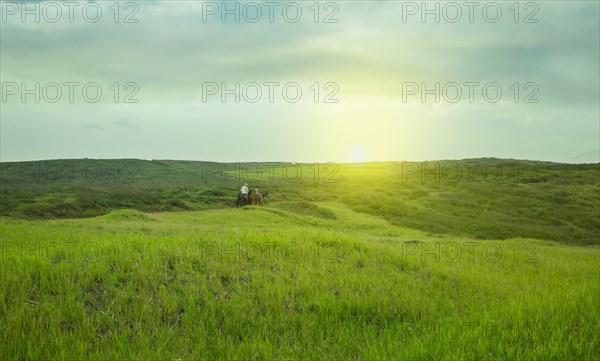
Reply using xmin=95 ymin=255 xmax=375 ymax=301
xmin=1 ymin=158 xmax=598 ymax=245
xmin=0 ymin=158 xmax=599 ymax=359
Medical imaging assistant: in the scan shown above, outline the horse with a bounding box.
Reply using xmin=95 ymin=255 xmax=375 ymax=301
xmin=236 ymin=193 xmax=250 ymax=208
xmin=252 ymin=191 xmax=268 ymax=206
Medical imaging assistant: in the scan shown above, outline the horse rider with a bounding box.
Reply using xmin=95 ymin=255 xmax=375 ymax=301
xmin=255 ymin=185 xmax=263 ymax=204
xmin=240 ymin=183 xmax=249 ymax=199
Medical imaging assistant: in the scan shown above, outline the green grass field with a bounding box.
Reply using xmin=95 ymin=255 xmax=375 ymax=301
xmin=1 ymin=159 xmax=599 ymax=360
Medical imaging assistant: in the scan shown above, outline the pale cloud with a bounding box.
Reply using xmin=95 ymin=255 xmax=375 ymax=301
xmin=115 ymin=117 xmax=139 ymax=131
xmin=82 ymin=124 xmax=104 ymax=131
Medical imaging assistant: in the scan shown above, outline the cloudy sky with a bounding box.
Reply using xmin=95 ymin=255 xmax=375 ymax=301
xmin=1 ymin=1 xmax=598 ymax=163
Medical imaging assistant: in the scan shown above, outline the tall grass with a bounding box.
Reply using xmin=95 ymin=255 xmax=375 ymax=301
xmin=1 ymin=206 xmax=598 ymax=360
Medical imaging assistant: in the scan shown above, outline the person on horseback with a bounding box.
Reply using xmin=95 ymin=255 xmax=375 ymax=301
xmin=238 ymin=183 xmax=249 ymax=207
xmin=255 ymin=185 xmax=263 ymax=205
xmin=241 ymin=183 xmax=249 ymax=196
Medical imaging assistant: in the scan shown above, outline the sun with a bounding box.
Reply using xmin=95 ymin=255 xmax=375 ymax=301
xmin=349 ymin=145 xmax=367 ymax=163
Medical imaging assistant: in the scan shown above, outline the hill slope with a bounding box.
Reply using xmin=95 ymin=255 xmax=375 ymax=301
xmin=1 ymin=206 xmax=599 ymax=360
xmin=1 ymin=158 xmax=598 ymax=245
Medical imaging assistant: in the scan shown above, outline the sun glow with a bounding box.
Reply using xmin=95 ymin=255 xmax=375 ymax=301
xmin=349 ymin=145 xmax=367 ymax=163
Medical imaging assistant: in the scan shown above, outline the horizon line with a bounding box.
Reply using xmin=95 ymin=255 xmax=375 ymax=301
xmin=1 ymin=156 xmax=598 ymax=165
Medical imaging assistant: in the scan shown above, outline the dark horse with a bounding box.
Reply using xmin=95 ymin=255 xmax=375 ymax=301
xmin=252 ymin=191 xmax=268 ymax=206
xmin=236 ymin=192 xmax=250 ymax=208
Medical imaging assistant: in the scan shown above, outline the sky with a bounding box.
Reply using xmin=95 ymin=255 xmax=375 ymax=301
xmin=1 ymin=0 xmax=599 ymax=163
